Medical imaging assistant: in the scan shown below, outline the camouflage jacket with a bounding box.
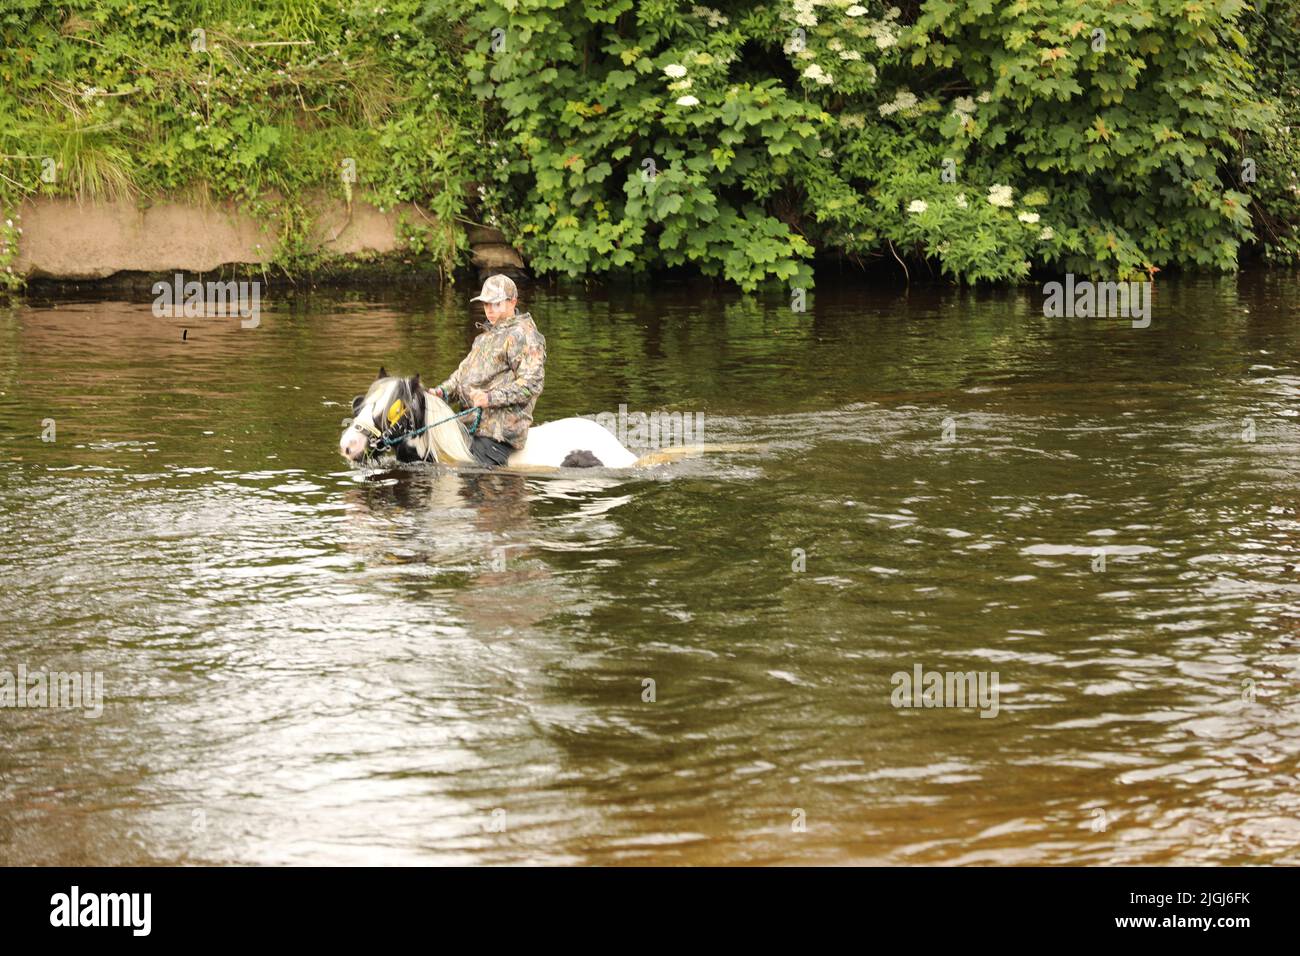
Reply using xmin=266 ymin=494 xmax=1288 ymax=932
xmin=436 ymin=311 xmax=546 ymax=448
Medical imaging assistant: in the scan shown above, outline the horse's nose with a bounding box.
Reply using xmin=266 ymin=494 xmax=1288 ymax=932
xmin=340 ymin=431 xmax=365 ymax=461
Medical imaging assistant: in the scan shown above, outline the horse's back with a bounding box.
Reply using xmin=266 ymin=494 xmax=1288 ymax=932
xmin=509 ymin=417 xmax=639 ymax=469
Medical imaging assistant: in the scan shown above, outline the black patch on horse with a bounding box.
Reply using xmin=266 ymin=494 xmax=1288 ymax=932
xmin=360 ymin=372 xmax=431 ymax=463
xmin=561 ymin=449 xmax=603 ymax=468
xmin=392 ymin=374 xmax=427 ymax=461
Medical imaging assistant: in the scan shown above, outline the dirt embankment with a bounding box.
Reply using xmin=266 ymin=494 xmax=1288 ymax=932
xmin=12 ymin=196 xmax=526 ymax=283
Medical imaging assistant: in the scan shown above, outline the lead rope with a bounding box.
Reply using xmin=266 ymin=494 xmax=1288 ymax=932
xmin=378 ymin=405 xmax=482 ymax=448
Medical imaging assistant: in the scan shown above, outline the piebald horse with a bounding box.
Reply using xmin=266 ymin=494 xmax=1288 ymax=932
xmin=339 ymin=369 xmax=698 ymax=470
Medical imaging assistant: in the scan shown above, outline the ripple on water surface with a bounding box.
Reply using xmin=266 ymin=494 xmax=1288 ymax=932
xmin=1 ymin=278 xmax=1298 ymax=864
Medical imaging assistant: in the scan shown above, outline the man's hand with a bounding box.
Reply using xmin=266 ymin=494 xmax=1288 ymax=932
xmin=427 ymin=387 xmax=445 ymax=400
xmin=465 ymin=387 xmax=490 ymax=409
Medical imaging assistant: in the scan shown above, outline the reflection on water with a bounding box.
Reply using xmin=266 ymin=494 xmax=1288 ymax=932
xmin=0 ymin=275 xmax=1298 ymax=864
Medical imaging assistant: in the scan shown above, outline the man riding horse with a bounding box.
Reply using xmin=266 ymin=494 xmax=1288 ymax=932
xmin=428 ymin=274 xmax=546 ymax=469
xmin=340 ymin=275 xmax=730 ymax=469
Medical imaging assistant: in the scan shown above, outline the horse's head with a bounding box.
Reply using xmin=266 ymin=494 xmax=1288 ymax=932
xmin=339 ymin=367 xmax=427 ymax=463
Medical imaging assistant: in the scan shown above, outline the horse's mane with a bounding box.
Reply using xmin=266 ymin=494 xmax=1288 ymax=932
xmin=422 ymin=392 xmax=476 ymax=465
xmin=361 ymin=375 xmax=476 ymax=465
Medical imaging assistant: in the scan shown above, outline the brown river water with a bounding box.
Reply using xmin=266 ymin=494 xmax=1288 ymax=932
xmin=0 ymin=274 xmax=1297 ymax=865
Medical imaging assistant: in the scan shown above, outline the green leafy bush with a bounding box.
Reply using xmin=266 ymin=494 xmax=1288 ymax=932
xmin=438 ymin=0 xmax=1277 ymax=287
xmin=1241 ymin=0 xmax=1300 ymax=264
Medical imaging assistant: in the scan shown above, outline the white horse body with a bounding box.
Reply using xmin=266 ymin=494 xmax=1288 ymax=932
xmin=506 ymin=417 xmax=639 ymax=469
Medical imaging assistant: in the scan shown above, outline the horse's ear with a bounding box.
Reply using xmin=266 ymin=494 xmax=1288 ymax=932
xmin=407 ymin=373 xmax=421 ymax=392
xmin=376 ymin=366 xmax=388 ymax=380
xmin=351 ymin=395 xmax=364 ymax=415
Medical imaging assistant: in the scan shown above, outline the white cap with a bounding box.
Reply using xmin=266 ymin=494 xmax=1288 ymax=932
xmin=470 ymin=274 xmax=518 ymax=303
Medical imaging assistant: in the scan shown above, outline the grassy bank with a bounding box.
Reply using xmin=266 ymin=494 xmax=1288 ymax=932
xmin=0 ymin=0 xmax=487 ymax=290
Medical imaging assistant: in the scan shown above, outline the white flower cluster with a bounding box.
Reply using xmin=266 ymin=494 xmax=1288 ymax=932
xmin=839 ymin=113 xmax=866 ymax=129
xmin=865 ymin=6 xmax=902 ymax=49
xmin=1017 ymin=211 xmax=1040 ymax=224
xmin=908 ymin=200 xmax=928 ymax=214
xmin=878 ymin=88 xmax=918 ymax=117
xmin=691 ymin=5 xmax=729 ymax=28
xmin=793 ymin=0 xmax=818 ymax=28
xmin=803 ymin=63 xmax=834 ymax=85
xmin=987 ymin=184 xmax=1014 ymax=208
xmin=663 ymin=63 xmax=688 ymax=78
xmin=951 ymin=95 xmax=977 ymax=131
